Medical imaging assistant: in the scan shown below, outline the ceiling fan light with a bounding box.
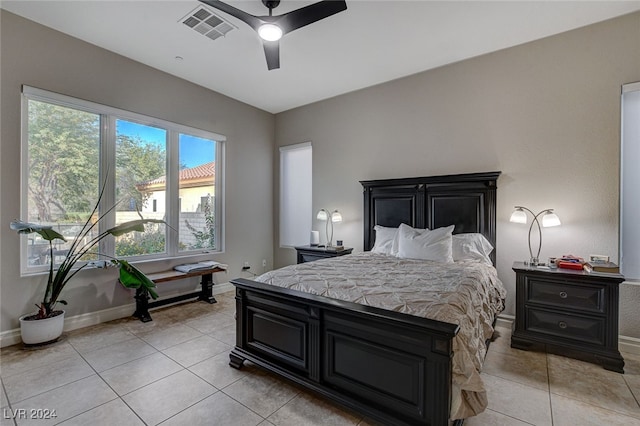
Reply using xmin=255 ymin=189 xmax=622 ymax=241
xmin=258 ymin=23 xmax=282 ymax=41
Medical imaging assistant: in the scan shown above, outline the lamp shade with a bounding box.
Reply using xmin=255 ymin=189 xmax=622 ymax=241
xmin=331 ymin=210 xmax=343 ymax=223
xmin=510 ymin=208 xmax=527 ymax=224
xmin=316 ymin=209 xmax=329 ymax=221
xmin=542 ymin=211 xmax=561 ymax=227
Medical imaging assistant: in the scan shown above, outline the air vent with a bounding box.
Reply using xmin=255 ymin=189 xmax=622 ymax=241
xmin=180 ymin=6 xmax=236 ymax=41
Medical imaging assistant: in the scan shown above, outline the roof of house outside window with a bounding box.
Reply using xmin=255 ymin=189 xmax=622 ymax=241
xmin=137 ymin=162 xmax=215 ymax=191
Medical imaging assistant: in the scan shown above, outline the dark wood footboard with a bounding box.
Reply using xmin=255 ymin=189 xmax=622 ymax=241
xmin=229 ymin=278 xmax=460 ymax=426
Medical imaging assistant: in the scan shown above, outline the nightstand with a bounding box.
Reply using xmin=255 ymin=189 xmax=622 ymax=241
xmin=295 ymin=245 xmax=353 ymax=264
xmin=511 ymin=262 xmax=625 ymax=372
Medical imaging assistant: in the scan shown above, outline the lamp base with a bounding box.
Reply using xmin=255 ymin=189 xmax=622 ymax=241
xmin=526 ymin=257 xmax=541 ymax=266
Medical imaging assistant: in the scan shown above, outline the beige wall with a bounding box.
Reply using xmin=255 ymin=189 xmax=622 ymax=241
xmin=2 ymin=9 xmax=640 ymax=339
xmin=274 ymin=12 xmax=640 ymax=336
xmin=0 ymin=11 xmax=274 ymax=333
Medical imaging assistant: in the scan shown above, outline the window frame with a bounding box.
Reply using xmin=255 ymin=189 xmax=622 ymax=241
xmin=20 ymin=85 xmax=226 ymax=275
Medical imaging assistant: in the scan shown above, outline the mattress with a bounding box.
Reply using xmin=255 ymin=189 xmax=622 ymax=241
xmin=255 ymin=251 xmax=507 ymax=419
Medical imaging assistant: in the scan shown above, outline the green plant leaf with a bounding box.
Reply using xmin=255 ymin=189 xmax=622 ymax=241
xmin=117 ymin=260 xmax=159 ymax=299
xmin=10 ymin=221 xmax=66 ymax=242
xmin=106 ymin=219 xmax=165 ymax=237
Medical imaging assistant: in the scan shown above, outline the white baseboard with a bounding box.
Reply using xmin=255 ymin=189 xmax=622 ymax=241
xmin=496 ymin=313 xmax=514 ymax=329
xmin=0 ymin=282 xmax=234 ymax=348
xmin=619 ymin=335 xmax=640 ymax=355
xmin=0 ymin=330 xmax=22 ymax=349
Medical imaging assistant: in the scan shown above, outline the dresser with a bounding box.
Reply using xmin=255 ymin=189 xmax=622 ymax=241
xmin=511 ymin=262 xmax=625 ymax=372
xmin=294 ymin=245 xmax=353 ymax=264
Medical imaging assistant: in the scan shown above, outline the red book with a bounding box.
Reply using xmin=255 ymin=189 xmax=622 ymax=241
xmin=557 ymin=261 xmax=584 ymax=270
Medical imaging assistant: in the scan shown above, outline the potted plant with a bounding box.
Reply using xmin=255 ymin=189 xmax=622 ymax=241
xmin=10 ymin=184 xmax=161 ymax=345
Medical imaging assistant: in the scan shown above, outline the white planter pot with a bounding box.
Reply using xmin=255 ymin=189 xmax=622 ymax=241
xmin=19 ymin=310 xmax=65 ymax=345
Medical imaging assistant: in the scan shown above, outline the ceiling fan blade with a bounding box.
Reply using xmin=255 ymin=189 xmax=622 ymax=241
xmin=263 ymin=40 xmax=280 ymax=70
xmin=198 ymin=0 xmax=264 ymax=31
xmin=276 ymin=0 xmax=347 ymax=34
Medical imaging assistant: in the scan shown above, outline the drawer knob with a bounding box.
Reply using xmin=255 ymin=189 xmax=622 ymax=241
xmin=559 ymin=291 xmax=568 ymax=299
xmin=558 ymin=321 xmax=568 ymax=329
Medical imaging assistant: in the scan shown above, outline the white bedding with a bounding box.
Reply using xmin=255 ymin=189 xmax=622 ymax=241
xmin=255 ymin=251 xmax=507 ymax=419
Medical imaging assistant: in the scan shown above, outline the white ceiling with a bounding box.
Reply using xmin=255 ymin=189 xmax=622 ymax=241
xmin=3 ymin=1 xmax=640 ymax=113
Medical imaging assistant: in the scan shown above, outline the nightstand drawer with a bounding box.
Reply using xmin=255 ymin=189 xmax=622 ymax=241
xmin=526 ymin=277 xmax=604 ymax=313
xmin=300 ymin=253 xmax=325 ymax=263
xmin=525 ymin=307 xmax=605 ymax=346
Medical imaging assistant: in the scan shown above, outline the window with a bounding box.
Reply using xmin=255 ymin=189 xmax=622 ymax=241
xmin=621 ymin=82 xmax=640 ymax=281
xmin=21 ymin=86 xmax=225 ymax=273
xmin=114 ymin=119 xmax=167 ymax=257
xmin=178 ymin=134 xmax=218 ymax=252
xmin=279 ymin=142 xmax=312 ymax=247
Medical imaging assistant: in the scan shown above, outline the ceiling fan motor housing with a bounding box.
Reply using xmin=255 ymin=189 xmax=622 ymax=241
xmin=262 ymin=0 xmax=281 ymax=11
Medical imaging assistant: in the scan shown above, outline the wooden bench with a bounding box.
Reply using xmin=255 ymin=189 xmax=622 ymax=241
xmin=132 ymin=266 xmax=226 ymax=322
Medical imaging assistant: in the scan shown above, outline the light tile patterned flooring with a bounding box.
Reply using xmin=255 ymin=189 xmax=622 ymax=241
xmin=1 ymin=290 xmax=640 ymax=425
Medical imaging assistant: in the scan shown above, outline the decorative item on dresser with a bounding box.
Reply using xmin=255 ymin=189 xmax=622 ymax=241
xmin=310 ymin=230 xmax=320 ymax=246
xmin=294 ymin=245 xmax=353 ymax=264
xmin=511 ymin=262 xmax=625 ymax=373
xmin=229 ymin=171 xmax=502 ymax=426
xmin=510 ymin=206 xmax=561 ymax=266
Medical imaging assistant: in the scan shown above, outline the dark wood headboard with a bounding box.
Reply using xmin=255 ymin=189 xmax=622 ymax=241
xmin=360 ymin=171 xmax=501 ymax=264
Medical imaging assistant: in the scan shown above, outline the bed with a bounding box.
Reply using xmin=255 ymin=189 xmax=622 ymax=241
xmin=229 ymin=171 xmax=504 ymax=426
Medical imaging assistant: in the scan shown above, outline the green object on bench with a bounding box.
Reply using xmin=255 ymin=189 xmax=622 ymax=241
xmin=117 ymin=260 xmax=159 ymax=299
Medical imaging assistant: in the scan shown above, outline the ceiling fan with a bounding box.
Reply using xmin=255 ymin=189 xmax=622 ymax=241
xmin=199 ymin=0 xmax=348 ymax=70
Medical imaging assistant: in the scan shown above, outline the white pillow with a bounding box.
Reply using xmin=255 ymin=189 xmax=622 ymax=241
xmin=452 ymin=233 xmax=494 ymax=265
xmin=372 ymin=225 xmax=399 ymax=255
xmin=396 ymin=223 xmax=454 ymax=262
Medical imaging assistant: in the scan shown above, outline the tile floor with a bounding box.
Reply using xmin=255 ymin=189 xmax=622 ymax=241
xmin=1 ymin=290 xmax=640 ymax=426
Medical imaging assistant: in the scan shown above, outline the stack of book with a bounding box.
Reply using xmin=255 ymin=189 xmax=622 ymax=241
xmin=583 ymin=261 xmax=619 ymax=274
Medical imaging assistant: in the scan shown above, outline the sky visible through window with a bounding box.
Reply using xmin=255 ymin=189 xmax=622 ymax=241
xmin=117 ymin=120 xmax=215 ymax=168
